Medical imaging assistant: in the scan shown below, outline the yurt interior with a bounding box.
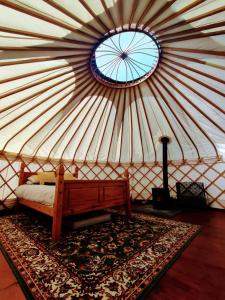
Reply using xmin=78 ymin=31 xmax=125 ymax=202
xmin=0 ymin=0 xmax=225 ymax=299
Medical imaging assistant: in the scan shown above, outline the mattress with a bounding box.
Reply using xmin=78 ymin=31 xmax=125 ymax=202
xmin=15 ymin=185 xmax=55 ymax=207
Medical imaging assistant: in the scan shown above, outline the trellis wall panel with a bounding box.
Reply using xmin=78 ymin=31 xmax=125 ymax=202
xmin=0 ymin=154 xmax=224 ymax=210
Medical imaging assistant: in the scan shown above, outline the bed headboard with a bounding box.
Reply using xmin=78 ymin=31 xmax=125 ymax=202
xmin=19 ymin=162 xmax=79 ymax=185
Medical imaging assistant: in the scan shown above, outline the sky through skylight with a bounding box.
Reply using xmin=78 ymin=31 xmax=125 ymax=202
xmin=94 ymin=31 xmax=160 ymax=83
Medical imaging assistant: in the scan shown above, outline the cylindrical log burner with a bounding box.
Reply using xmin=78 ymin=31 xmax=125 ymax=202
xmin=152 ymin=136 xmax=171 ymax=209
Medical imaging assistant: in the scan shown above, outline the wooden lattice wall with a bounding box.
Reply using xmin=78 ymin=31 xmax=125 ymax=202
xmin=0 ymin=153 xmax=224 ymax=210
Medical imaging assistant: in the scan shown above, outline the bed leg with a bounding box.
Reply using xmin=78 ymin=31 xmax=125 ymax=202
xmin=52 ymin=164 xmax=64 ymax=241
xmin=52 ymin=215 xmax=62 ymax=241
xmin=124 ymin=169 xmax=131 ymax=218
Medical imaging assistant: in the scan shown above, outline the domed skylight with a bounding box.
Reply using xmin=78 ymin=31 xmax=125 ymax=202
xmin=91 ymin=30 xmax=160 ymax=87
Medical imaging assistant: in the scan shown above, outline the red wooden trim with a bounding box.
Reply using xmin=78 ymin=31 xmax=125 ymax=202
xmin=0 ymin=53 xmax=88 ymax=67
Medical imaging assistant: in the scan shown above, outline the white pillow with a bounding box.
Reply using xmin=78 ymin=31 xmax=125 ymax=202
xmin=26 ymin=181 xmax=33 ymax=185
xmin=27 ymin=175 xmax=40 ymax=184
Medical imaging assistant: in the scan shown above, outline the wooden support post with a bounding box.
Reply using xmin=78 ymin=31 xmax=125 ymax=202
xmin=52 ymin=164 xmax=64 ymax=241
xmin=19 ymin=162 xmax=26 ymax=185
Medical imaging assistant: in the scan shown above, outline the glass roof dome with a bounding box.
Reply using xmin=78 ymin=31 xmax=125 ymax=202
xmin=91 ymin=30 xmax=160 ymax=87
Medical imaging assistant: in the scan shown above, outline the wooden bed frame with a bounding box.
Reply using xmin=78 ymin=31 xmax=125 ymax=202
xmin=18 ymin=163 xmax=131 ymax=241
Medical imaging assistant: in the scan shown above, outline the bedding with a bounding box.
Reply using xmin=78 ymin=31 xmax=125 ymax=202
xmin=15 ymin=185 xmax=55 ymax=207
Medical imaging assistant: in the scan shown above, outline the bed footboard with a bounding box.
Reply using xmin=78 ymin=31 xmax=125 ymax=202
xmin=52 ymin=165 xmax=131 ymax=240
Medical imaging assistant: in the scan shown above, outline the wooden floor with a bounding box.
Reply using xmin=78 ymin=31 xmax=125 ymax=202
xmin=147 ymin=209 xmax=225 ymax=300
xmin=0 ymin=209 xmax=225 ymax=300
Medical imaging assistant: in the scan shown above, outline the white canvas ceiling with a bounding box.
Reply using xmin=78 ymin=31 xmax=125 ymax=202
xmin=0 ymin=0 xmax=224 ymax=164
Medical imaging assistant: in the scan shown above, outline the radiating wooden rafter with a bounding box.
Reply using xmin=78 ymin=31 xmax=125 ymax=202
xmin=84 ymin=88 xmax=116 ymax=162
xmin=61 ymin=85 xmax=106 ymax=160
xmin=72 ymin=86 xmax=110 ymax=161
xmin=163 ymin=51 xmax=225 ymax=71
xmin=161 ymin=61 xmax=225 ymax=116
xmin=151 ymin=0 xmax=205 ymax=31
xmin=151 ymin=76 xmax=200 ymax=159
xmin=137 ymin=84 xmax=157 ymax=162
xmin=159 ymin=21 xmax=225 ymax=41
xmin=146 ymin=80 xmax=185 ymax=161
xmin=159 ymin=66 xmax=225 ymax=135
xmin=6 ymin=72 xmax=92 ymax=154
xmin=155 ymin=5 xmax=225 ymax=34
xmin=155 ymin=70 xmax=219 ymax=157
xmin=0 ymin=62 xmax=87 ymax=104
xmin=143 ymin=0 xmax=177 ymax=29
xmin=95 ymin=89 xmax=118 ymax=162
xmin=43 ymin=0 xmax=105 ymax=36
xmin=32 ymin=77 xmax=97 ymax=157
xmin=0 ymin=0 xmax=99 ymax=40
xmin=106 ymin=89 xmax=123 ymax=163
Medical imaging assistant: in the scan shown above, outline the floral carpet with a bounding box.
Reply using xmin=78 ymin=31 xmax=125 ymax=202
xmin=0 ymin=211 xmax=200 ymax=299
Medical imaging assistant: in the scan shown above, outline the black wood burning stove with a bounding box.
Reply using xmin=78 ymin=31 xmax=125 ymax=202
xmin=152 ymin=136 xmax=171 ymax=209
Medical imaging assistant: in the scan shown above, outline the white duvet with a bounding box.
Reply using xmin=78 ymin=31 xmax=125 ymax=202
xmin=15 ymin=185 xmax=55 ymax=207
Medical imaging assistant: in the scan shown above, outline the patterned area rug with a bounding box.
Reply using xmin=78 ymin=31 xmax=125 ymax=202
xmin=0 ymin=212 xmax=200 ymax=299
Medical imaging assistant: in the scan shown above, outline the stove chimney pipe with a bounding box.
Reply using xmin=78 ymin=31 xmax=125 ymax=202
xmin=160 ymin=136 xmax=170 ymax=189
